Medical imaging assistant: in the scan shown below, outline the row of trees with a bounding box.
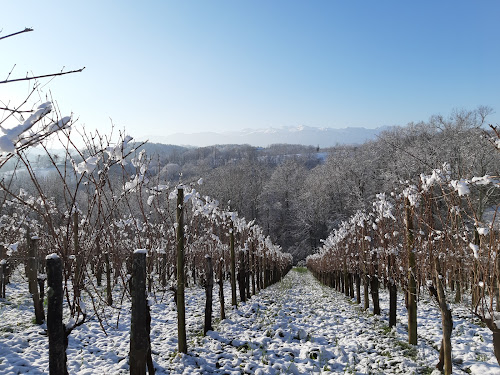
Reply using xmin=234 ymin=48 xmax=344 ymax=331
xmin=307 ymin=125 xmax=500 ymax=373
xmin=5 ymin=104 xmax=496 ymax=266
xmin=195 ymin=107 xmax=498 ymax=263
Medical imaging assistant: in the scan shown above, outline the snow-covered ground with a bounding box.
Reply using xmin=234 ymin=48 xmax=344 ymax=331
xmin=0 ymin=267 xmax=497 ymax=374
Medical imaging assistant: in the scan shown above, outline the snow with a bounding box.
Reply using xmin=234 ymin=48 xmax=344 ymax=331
xmin=471 ymin=175 xmax=498 ymax=186
xmin=420 ymin=163 xmax=451 ymax=191
xmin=450 ymin=179 xmax=471 ymax=196
xmin=124 ymin=174 xmax=149 ymax=192
xmin=45 ymin=253 xmax=59 ymax=260
xmin=0 ymin=101 xmax=71 ymax=154
xmin=0 ymin=267 xmax=497 ymax=374
xmin=47 ymin=116 xmax=71 ymax=133
xmin=373 ymin=193 xmax=396 ymax=221
xmin=469 ymin=243 xmax=480 ymax=259
xmin=133 ymin=249 xmax=147 ymax=254
xmin=74 ymin=156 xmax=100 ymax=175
xmin=0 ymin=135 xmax=16 ymax=153
xmin=6 ymin=242 xmax=19 ymax=256
xmin=403 ymin=185 xmax=420 ymax=207
xmin=147 ymin=195 xmax=155 ymax=206
xmin=477 ymin=227 xmax=490 ymax=236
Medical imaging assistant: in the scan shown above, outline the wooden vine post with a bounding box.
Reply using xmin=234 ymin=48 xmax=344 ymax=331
xmin=0 ymin=244 xmax=6 ymax=298
xmin=245 ymin=248 xmax=251 ymax=300
xmin=27 ymin=233 xmax=45 ymax=324
xmin=105 ymin=251 xmax=113 ymax=306
xmin=218 ymin=261 xmax=226 ymax=320
xmin=362 ymin=226 xmax=370 ymax=311
xmin=176 ymin=187 xmax=187 ymax=354
xmin=230 ymin=220 xmax=237 ymax=307
xmin=251 ymin=242 xmax=256 ymax=296
xmin=129 ymin=250 xmax=155 ymax=375
xmin=0 ymin=259 xmax=5 ymax=299
xmin=46 ymin=254 xmax=66 ymax=375
xmin=204 ymin=255 xmax=213 ymax=335
xmin=370 ymin=246 xmax=380 ymax=315
xmin=388 ymin=252 xmax=397 ymax=327
xmin=73 ymin=212 xmax=84 ymax=314
xmin=238 ymin=249 xmax=246 ymax=303
xmin=433 ymin=257 xmax=453 ymax=375
xmin=405 ymin=197 xmax=418 ymax=345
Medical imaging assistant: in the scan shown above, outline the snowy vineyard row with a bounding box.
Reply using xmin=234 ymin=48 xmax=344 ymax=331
xmin=0 ymin=108 xmax=292 ymax=373
xmin=306 ymin=125 xmax=500 ymax=373
xmin=0 ymin=176 xmax=292 ymax=374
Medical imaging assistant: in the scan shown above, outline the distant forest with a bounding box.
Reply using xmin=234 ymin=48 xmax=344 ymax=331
xmin=6 ymin=106 xmax=499 ymax=262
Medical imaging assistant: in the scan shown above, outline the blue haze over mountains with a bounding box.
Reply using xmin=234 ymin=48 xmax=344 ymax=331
xmin=144 ymin=125 xmax=390 ymax=148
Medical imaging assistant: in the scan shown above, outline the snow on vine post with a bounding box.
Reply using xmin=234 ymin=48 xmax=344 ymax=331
xmin=0 ymin=257 xmax=6 ymax=298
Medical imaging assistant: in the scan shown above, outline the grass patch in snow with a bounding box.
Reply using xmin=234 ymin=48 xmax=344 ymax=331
xmin=419 ymin=365 xmax=435 ymax=375
xmin=395 ymin=340 xmax=419 ymax=360
xmin=293 ymin=267 xmax=308 ymax=273
xmin=237 ymin=342 xmax=252 ymax=352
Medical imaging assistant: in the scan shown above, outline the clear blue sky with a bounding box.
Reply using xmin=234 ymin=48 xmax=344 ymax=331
xmin=1 ymin=0 xmax=499 ymax=142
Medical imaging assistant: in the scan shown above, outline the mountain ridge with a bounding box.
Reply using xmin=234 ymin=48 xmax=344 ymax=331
xmin=139 ymin=125 xmax=390 ymax=148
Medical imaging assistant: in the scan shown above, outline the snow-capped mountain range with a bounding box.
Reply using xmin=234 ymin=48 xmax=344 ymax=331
xmin=141 ymin=125 xmax=390 ymax=148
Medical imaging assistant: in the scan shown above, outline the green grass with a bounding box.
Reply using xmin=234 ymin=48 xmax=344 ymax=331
xmin=293 ymin=267 xmax=308 ymax=273
xmin=395 ymin=340 xmax=418 ymax=360
xmin=237 ymin=342 xmax=252 ymax=352
xmin=419 ymin=366 xmax=435 ymax=375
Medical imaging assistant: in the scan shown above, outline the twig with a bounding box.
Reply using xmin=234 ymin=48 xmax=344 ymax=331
xmin=0 ymin=107 xmax=33 ymax=113
xmin=0 ymin=27 xmax=33 ymax=41
xmin=376 ymin=133 xmax=434 ymax=170
xmin=0 ymin=67 xmax=86 ymax=84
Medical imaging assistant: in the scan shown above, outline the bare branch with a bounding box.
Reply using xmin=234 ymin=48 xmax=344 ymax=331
xmin=0 ymin=107 xmax=33 ymax=113
xmin=0 ymin=67 xmax=86 ymax=84
xmin=0 ymin=27 xmax=33 ymax=41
